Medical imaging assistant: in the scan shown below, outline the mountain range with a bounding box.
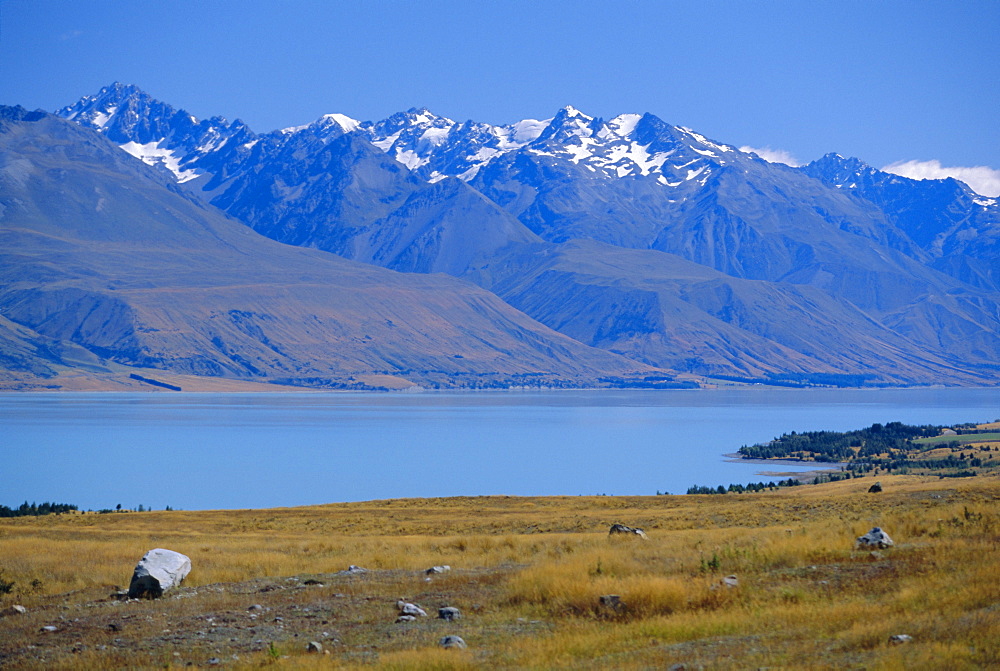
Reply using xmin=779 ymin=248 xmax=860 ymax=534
xmin=1 ymin=83 xmax=997 ymax=389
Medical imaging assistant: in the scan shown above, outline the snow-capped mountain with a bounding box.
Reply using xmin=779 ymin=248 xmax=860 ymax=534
xmin=57 ymin=84 xmax=538 ymax=274
xmin=314 ymin=104 xmax=746 ymax=190
xmin=1 ymin=105 xmax=647 ymax=390
xmin=57 ymin=83 xmax=251 ymax=184
xmin=57 ymin=85 xmax=749 ymax=196
xmin=48 ymin=84 xmax=1000 ymax=386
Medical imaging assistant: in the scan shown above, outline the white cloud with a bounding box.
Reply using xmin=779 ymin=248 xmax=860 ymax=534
xmin=738 ymin=146 xmax=801 ymax=167
xmin=881 ymin=159 xmax=1000 ymax=197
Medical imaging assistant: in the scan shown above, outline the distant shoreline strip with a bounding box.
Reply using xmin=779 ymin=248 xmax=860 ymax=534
xmin=129 ymin=373 xmax=182 ymax=391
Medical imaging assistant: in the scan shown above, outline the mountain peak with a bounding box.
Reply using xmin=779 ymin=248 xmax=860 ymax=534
xmin=802 ymin=153 xmax=879 ymax=189
xmin=56 ymin=83 xmax=174 ymax=135
xmin=552 ymin=105 xmax=595 ymax=123
xmin=813 ymin=152 xmax=871 ymax=170
xmin=101 ymin=81 xmax=144 ymax=97
xmin=320 ymin=113 xmax=360 ymax=133
xmin=402 ymin=107 xmax=452 ymax=126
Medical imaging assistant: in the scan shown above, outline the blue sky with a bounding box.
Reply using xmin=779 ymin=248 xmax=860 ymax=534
xmin=2 ymin=0 xmax=998 ymax=193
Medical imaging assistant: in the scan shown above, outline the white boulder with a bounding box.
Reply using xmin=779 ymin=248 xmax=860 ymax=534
xmin=396 ymin=600 xmax=427 ymax=617
xmin=128 ymin=548 xmax=191 ymax=598
xmin=855 ymin=527 xmax=894 ymax=549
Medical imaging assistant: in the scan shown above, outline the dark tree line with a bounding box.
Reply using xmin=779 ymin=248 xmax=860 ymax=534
xmin=738 ymin=422 xmax=941 ymax=462
xmin=0 ymin=501 xmax=78 ymax=517
xmin=686 ymin=478 xmax=801 ymax=495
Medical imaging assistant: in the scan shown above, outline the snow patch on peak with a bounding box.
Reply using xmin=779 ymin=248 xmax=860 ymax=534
xmin=408 ymin=108 xmax=452 ymax=127
xmin=419 ymin=126 xmax=451 ymax=147
xmin=685 ymin=166 xmax=707 ymax=181
xmin=412 ymin=110 xmax=433 ymax=124
xmin=608 ymin=113 xmax=641 ymax=138
xmin=371 ymin=130 xmax=401 ymax=152
xmin=280 ymin=113 xmax=360 ymax=136
xmin=508 ymin=118 xmax=550 ymax=145
xmin=563 ymin=136 xmax=596 ymax=163
xmin=321 ymin=113 xmax=360 ymax=133
xmin=92 ymin=106 xmax=117 ymax=129
xmin=394 ymin=148 xmax=429 ymax=171
xmin=120 ymin=140 xmax=201 ymax=183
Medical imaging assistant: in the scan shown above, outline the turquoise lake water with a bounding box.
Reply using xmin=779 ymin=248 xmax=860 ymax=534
xmin=2 ymin=388 xmax=997 ymax=510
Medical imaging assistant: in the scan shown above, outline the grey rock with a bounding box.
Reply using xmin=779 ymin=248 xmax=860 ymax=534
xmin=395 ymin=614 xmax=417 ymax=623
xmin=438 ymin=606 xmax=461 ymax=621
xmin=722 ymin=575 xmax=739 ymax=588
xmin=306 ymin=641 xmax=323 ymax=653
xmin=855 ymin=527 xmax=894 ymax=549
xmin=425 ymin=565 xmax=451 ymax=574
xmin=599 ymin=594 xmax=624 ymax=612
xmin=41 ymin=625 xmax=58 ymax=632
xmin=1 ymin=605 xmax=27 ymax=617
xmin=397 ymin=600 xmax=427 ymax=617
xmin=868 ymin=481 xmax=883 ymax=493
xmin=128 ymin=548 xmax=191 ymax=598
xmin=608 ymin=523 xmax=647 ymax=539
xmin=889 ymin=634 xmax=913 ymax=644
xmin=439 ymin=635 xmax=467 ymax=649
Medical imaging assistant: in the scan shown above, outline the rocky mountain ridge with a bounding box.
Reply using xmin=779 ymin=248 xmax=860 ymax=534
xmin=0 ymin=105 xmax=654 ymax=390
xmin=6 ymin=84 xmax=997 ymax=386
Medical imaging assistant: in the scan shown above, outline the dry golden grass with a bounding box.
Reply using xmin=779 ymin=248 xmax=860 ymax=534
xmin=2 ymin=474 xmax=999 ymax=669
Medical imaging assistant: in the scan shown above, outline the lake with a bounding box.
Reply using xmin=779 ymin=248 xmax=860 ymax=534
xmin=2 ymin=388 xmax=997 ymax=511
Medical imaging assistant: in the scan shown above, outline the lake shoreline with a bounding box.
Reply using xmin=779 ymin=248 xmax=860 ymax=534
xmin=723 ymin=453 xmax=848 ymax=484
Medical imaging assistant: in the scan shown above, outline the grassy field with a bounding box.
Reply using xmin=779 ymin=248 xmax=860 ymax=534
xmin=913 ymin=432 xmax=1000 ymax=447
xmin=2 ymin=473 xmax=999 ymax=669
